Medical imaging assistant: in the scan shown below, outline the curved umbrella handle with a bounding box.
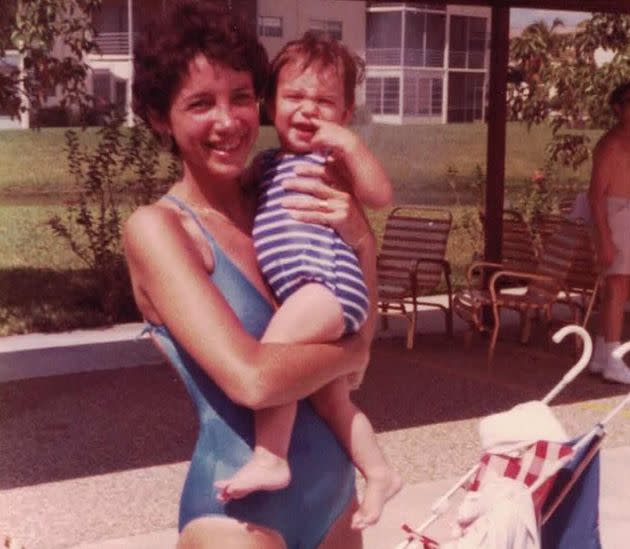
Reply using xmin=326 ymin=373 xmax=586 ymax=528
xmin=543 ymin=325 xmax=593 ymax=404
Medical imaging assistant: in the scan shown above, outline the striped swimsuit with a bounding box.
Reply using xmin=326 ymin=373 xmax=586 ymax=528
xmin=253 ymin=149 xmax=369 ymax=334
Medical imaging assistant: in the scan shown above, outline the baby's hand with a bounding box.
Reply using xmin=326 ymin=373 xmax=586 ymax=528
xmin=309 ymin=118 xmax=359 ymax=162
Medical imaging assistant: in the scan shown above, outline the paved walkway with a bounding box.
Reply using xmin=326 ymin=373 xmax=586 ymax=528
xmin=66 ymin=445 xmax=630 ymax=549
xmin=1 ymin=308 xmax=629 ymax=548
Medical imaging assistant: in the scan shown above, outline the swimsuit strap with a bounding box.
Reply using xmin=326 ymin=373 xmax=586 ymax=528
xmin=163 ymin=193 xmax=219 ymax=247
xmin=161 ymin=194 xmax=273 ymax=326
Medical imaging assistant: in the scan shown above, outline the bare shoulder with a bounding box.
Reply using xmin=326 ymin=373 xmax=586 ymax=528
xmin=126 ymin=201 xmax=176 ymax=232
xmin=123 ymin=202 xmax=189 ymax=267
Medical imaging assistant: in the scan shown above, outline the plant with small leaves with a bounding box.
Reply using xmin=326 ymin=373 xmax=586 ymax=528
xmin=48 ymin=116 xmax=177 ymax=322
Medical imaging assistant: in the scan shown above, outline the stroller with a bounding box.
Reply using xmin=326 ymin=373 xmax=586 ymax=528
xmin=396 ymin=325 xmax=630 ymax=549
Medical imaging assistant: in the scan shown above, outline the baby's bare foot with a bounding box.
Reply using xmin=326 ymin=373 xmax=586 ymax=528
xmin=351 ymin=469 xmax=403 ymax=530
xmin=214 ymin=450 xmax=291 ymax=502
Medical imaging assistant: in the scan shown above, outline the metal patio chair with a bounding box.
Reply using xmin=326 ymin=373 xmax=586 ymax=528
xmin=377 ymin=205 xmax=453 ymax=350
xmin=453 ymin=216 xmax=583 ymax=364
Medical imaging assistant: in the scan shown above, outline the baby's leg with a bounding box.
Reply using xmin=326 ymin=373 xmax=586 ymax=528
xmin=311 ymin=377 xmax=403 ymax=530
xmin=215 ymin=283 xmax=344 ymax=501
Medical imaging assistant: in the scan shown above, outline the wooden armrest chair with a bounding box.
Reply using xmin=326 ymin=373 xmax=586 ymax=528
xmin=533 ymin=214 xmax=602 ymax=329
xmin=377 ymin=205 xmax=453 ymax=350
xmin=499 ymin=209 xmax=539 ymax=272
xmin=453 ymin=217 xmax=583 ymax=365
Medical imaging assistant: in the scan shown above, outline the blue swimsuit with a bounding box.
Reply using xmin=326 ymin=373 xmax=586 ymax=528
xmin=146 ymin=195 xmax=355 ymax=549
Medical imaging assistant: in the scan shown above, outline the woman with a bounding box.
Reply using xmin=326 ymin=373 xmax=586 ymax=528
xmin=124 ymin=2 xmax=378 ymax=548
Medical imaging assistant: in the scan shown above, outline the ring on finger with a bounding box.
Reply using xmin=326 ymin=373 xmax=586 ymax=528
xmin=318 ymin=199 xmax=329 ymax=210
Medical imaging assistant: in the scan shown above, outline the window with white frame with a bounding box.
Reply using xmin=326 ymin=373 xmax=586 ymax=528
xmin=258 ymin=15 xmax=283 ymax=37
xmin=403 ymin=75 xmax=442 ymax=116
xmin=309 ymin=19 xmax=343 ymax=41
xmin=366 ymin=77 xmax=400 ymax=115
xmin=367 ymin=11 xmax=402 ymax=65
xmin=449 ymin=15 xmax=487 ymax=69
xmin=403 ymin=11 xmax=445 ymax=68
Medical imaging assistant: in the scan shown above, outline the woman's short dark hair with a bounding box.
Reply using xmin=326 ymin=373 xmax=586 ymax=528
xmin=609 ymin=81 xmax=630 ymax=108
xmin=265 ymin=31 xmax=365 ymax=110
xmin=132 ymin=0 xmax=269 ymax=126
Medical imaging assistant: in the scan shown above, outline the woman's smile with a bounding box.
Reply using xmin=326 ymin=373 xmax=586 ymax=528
xmin=167 ymin=54 xmax=260 ymax=182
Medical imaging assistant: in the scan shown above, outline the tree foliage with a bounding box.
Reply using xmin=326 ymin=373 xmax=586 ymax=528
xmin=508 ymin=13 xmax=630 ymax=170
xmin=0 ymin=0 xmax=101 ymax=123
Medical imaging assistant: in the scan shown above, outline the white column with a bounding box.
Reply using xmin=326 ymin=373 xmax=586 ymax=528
xmin=18 ymin=53 xmax=30 ymax=129
xmin=399 ymin=8 xmax=405 ymax=123
xmin=442 ymin=12 xmax=449 ymax=124
xmin=126 ymin=0 xmax=135 ymax=126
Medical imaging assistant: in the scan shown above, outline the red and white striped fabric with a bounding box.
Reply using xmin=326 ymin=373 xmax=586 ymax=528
xmin=469 ymin=440 xmax=574 ymax=512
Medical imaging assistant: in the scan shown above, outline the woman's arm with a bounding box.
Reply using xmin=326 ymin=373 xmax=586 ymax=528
xmin=124 ymin=205 xmax=371 ymax=410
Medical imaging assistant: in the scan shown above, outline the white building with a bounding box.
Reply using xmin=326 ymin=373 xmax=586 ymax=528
xmin=2 ymin=0 xmax=490 ymax=128
xmin=365 ymin=2 xmax=491 ymax=124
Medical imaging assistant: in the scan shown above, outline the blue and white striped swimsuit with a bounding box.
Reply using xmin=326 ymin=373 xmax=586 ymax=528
xmin=253 ymin=149 xmax=369 ymax=334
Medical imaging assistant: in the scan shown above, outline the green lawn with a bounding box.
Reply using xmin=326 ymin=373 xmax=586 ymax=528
xmin=0 ymin=122 xmax=599 ymax=198
xmin=0 ymin=121 xmax=600 ymax=335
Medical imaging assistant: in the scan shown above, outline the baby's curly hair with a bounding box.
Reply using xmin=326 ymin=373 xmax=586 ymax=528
xmin=133 ymin=0 xmax=269 ymax=127
xmin=266 ymin=31 xmax=366 ymax=110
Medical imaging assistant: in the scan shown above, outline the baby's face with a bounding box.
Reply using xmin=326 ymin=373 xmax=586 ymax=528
xmin=272 ymin=59 xmax=351 ymax=153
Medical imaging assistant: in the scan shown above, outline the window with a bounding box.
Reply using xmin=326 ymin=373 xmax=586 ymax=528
xmin=92 ymin=70 xmax=112 ymax=105
xmin=367 ymin=12 xmax=402 ymax=48
xmin=402 ymin=76 xmax=442 ymax=116
xmin=383 ymin=78 xmax=400 ymax=114
xmin=449 ymin=16 xmax=487 ymax=69
xmin=366 ymin=77 xmax=400 ymax=115
xmin=366 ymin=12 xmax=402 ymax=65
xmin=425 ymin=13 xmax=446 ymax=67
xmin=368 ymin=9 xmax=445 ymax=68
xmin=447 ymin=72 xmax=484 ymax=122
xmin=258 ymin=15 xmax=283 ymax=38
xmin=309 ymin=19 xmax=343 ymax=41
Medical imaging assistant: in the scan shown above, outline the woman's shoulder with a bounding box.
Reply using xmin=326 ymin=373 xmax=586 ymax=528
xmin=124 ymin=199 xmax=189 ymax=254
xmin=126 ymin=198 xmax=180 ymax=228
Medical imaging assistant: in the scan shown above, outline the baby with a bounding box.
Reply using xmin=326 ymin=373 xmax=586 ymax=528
xmin=215 ymin=32 xmax=402 ymax=529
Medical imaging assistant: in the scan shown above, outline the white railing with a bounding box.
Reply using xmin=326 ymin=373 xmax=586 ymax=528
xmin=449 ymin=49 xmax=485 ymax=69
xmin=94 ymin=32 xmax=131 ymax=55
xmin=367 ymin=48 xmax=444 ymax=67
xmin=366 ymin=48 xmax=402 ymax=65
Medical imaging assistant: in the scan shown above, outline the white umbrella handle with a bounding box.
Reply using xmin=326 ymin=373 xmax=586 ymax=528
xmin=543 ymin=325 xmax=593 ymax=404
xmin=612 ymin=340 xmax=630 ymax=360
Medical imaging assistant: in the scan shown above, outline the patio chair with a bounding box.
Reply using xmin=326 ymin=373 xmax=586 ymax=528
xmin=533 ymin=214 xmax=602 ymax=329
xmin=377 ymin=205 xmax=453 ymax=350
xmin=496 ymin=209 xmax=539 ymax=272
xmin=453 ymin=216 xmax=583 ymax=364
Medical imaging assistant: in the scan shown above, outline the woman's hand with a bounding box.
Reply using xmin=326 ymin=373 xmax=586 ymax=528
xmin=280 ymin=163 xmax=373 ymax=249
xmin=280 ymin=163 xmax=379 ymax=390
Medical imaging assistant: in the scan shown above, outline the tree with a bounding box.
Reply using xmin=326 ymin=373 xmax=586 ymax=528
xmin=508 ymin=13 xmax=630 ymax=171
xmin=0 ymin=0 xmax=101 ymax=124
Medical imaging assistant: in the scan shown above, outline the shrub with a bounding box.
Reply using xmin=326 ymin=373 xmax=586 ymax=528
xmin=47 ymin=115 xmax=177 ymax=323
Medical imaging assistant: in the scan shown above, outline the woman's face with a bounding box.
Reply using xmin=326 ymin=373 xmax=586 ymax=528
xmin=165 ymin=54 xmax=259 ymax=183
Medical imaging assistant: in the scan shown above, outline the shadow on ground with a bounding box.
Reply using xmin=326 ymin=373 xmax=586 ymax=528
xmin=1 ymin=324 xmax=627 ymax=490
xmin=0 ymin=267 xmax=141 ymax=335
